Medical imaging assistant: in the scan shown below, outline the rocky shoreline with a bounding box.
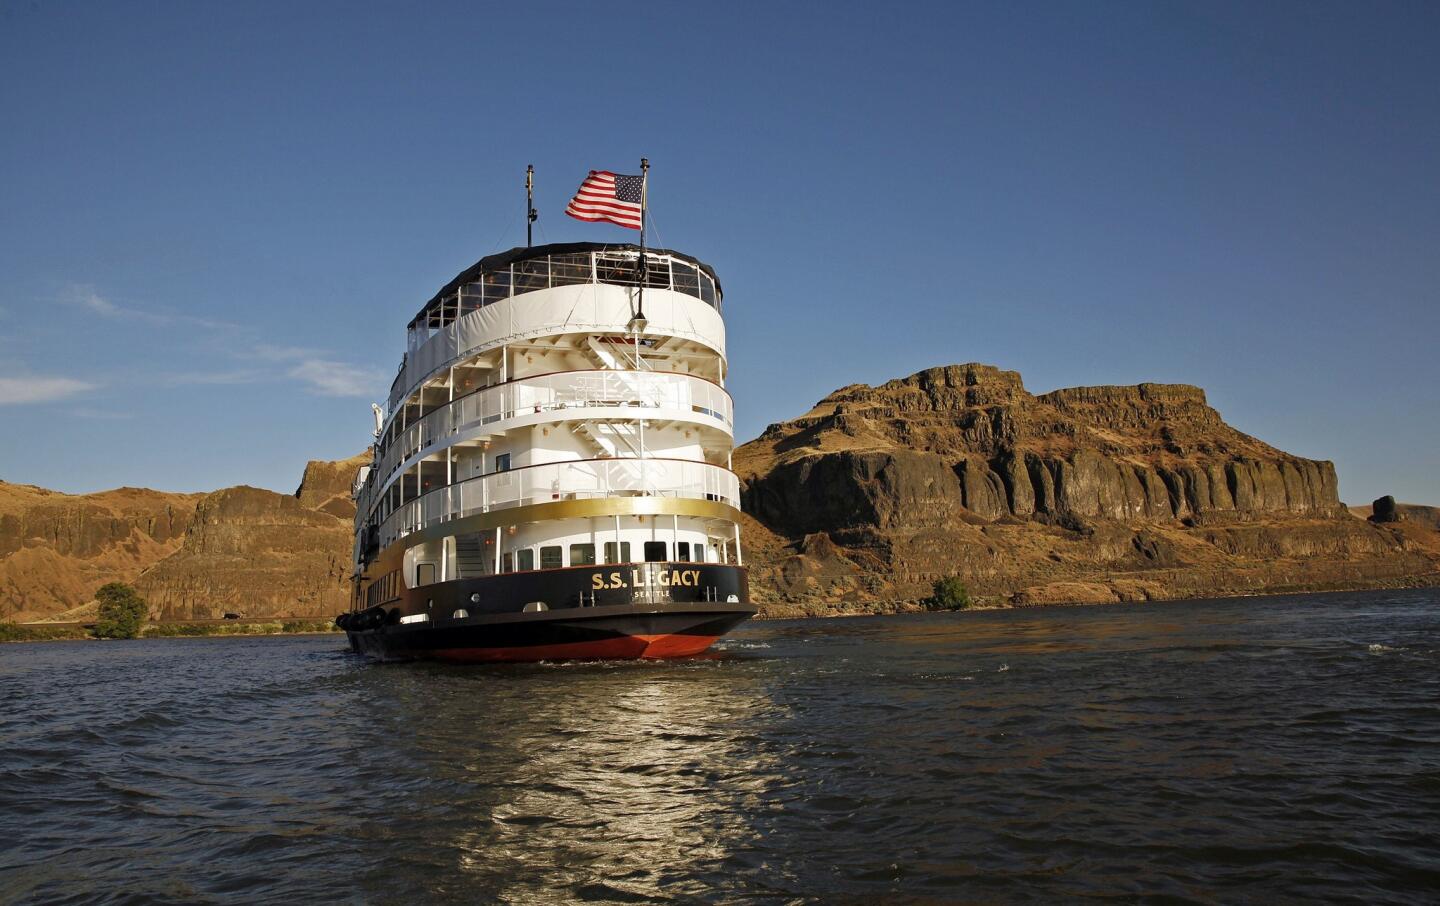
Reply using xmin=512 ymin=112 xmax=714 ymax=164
xmin=736 ymin=364 xmax=1440 ymax=613
xmin=0 ymin=620 xmax=342 ymax=643
xmin=754 ymin=572 xmax=1440 ymax=620
xmin=3 ymin=362 xmax=1437 ymax=623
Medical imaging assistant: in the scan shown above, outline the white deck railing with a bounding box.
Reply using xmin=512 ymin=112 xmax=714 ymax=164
xmin=359 ymin=370 xmax=731 ymax=520
xmin=375 ymin=457 xmax=739 ymax=550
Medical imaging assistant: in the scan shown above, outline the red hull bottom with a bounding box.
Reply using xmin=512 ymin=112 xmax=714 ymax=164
xmin=429 ymin=632 xmax=722 ymax=664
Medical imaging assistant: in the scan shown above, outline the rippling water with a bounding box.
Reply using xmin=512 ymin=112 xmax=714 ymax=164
xmin=3 ymin=589 xmax=1439 ymax=904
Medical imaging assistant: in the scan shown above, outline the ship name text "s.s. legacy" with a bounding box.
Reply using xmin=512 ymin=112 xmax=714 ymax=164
xmin=591 ymin=569 xmax=703 ymax=590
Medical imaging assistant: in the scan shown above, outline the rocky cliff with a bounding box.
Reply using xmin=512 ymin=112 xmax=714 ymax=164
xmin=0 ymin=454 xmax=369 ymax=622
xmin=294 ymin=452 xmax=369 ymax=518
xmin=133 ymin=484 xmax=355 ymax=620
xmin=0 ymin=483 xmax=201 ymax=620
xmin=736 ymin=364 xmax=1439 ymax=612
xmin=3 ymin=366 xmax=1435 ymax=623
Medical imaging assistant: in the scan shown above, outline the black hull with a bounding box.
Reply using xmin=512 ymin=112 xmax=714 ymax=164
xmin=345 ymin=604 xmax=754 ymax=663
xmin=341 ymin=562 xmax=753 ymax=663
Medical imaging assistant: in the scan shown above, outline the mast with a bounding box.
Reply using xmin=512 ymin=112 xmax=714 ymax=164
xmin=526 ymin=164 xmax=537 ymax=247
xmin=636 ymin=157 xmax=649 ymax=324
xmin=635 ymin=158 xmax=650 ymax=484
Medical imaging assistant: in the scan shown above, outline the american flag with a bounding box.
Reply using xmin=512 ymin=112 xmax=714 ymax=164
xmin=565 ymin=170 xmax=643 ymax=230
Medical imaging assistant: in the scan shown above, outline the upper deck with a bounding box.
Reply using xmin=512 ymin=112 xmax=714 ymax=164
xmin=404 ymin=242 xmax=722 ymax=350
xmin=387 ymin=242 xmax=727 ymax=421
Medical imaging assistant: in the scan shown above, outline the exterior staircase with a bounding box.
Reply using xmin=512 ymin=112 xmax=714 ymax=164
xmin=571 ymin=422 xmax=650 ymax=492
xmin=572 ymin=420 xmax=643 ymax=458
xmin=454 ymin=533 xmax=489 ymax=578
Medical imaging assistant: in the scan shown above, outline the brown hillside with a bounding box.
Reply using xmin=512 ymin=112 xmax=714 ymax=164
xmin=736 ymin=364 xmax=1439 ymax=612
xmin=135 ymin=485 xmax=354 ymax=620
xmin=0 ymin=483 xmax=201 ymax=621
xmin=4 ymin=364 xmax=1435 ymax=624
xmin=295 ymin=452 xmax=371 ymax=517
xmin=1 ymin=454 xmax=369 ymax=623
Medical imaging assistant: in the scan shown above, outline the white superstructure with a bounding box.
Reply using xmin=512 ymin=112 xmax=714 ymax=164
xmin=351 ymin=243 xmax=744 ymax=613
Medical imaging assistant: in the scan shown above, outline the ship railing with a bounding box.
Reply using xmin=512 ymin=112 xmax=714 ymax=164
xmin=363 ymin=370 xmax=732 ymax=514
xmin=406 ymin=250 xmax=720 ymax=345
xmin=375 ymin=457 xmax=739 ymax=550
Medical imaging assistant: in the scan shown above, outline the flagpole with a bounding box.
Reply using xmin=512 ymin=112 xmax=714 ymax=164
xmin=636 ymin=157 xmax=649 ymax=324
xmin=634 ymin=159 xmax=651 ymax=482
xmin=526 ymin=164 xmax=537 ymax=248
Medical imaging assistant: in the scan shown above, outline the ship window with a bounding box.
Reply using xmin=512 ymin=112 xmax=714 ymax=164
xmin=540 ymin=546 xmax=562 ymax=569
xmin=675 ymin=542 xmax=691 ymax=562
xmin=482 ymin=269 xmax=511 ymax=305
xmin=671 ymin=261 xmax=699 ymax=297
xmin=513 ymin=258 xmax=549 ymax=295
xmin=494 ymin=453 xmax=510 ymax=472
xmin=694 ymin=543 xmax=706 ymax=563
xmin=595 ymin=253 xmax=640 ymax=286
xmin=604 ymin=541 xmax=631 ymax=564
xmin=644 ymin=541 xmax=667 ymax=562
xmin=644 ymin=257 xmax=671 ymax=289
xmin=570 ymin=543 xmax=596 ymax=566
xmin=501 ymin=553 xmax=514 ymax=574
xmin=416 ymin=562 xmax=437 ymax=586
xmin=699 ymin=274 xmax=717 ymax=308
xmin=550 ymin=254 xmax=592 ymax=286
xmin=516 ymin=549 xmax=535 ymax=571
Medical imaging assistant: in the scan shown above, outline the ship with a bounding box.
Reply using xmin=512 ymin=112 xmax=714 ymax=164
xmin=337 ymin=238 xmax=755 ymax=662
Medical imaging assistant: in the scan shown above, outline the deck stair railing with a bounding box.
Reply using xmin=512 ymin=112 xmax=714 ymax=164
xmin=375 ymin=458 xmax=738 ymax=550
xmin=360 ymin=370 xmax=730 ymax=520
xmin=454 ymin=533 xmax=489 ymax=578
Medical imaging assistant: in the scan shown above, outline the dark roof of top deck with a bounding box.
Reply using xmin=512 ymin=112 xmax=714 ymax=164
xmin=411 ymin=242 xmax=723 ymax=328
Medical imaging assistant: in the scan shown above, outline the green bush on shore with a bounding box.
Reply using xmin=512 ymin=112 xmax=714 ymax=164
xmin=927 ymin=575 xmax=974 ymax=611
xmin=2 ymin=616 xmax=341 ymax=643
xmin=0 ymin=622 xmax=91 ymax=642
xmin=144 ymin=623 xmax=228 ymax=637
xmin=145 ymin=622 xmax=284 ymax=637
xmin=142 ymin=620 xmax=341 ymax=638
xmin=281 ymin=620 xmax=341 ymax=634
xmin=93 ymin=583 xmax=148 ymax=639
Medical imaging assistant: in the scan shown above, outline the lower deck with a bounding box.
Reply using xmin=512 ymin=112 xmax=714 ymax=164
xmin=352 ymin=560 xmax=748 ymax=624
xmin=345 ymin=602 xmax=754 ymax=663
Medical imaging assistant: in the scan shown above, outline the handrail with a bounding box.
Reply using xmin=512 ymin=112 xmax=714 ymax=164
xmin=372 ymin=457 xmax=741 ymax=551
xmin=387 ymin=283 xmax=726 ymax=419
xmin=408 ymin=249 xmax=721 ymax=336
xmin=358 ymin=369 xmax=733 ymax=521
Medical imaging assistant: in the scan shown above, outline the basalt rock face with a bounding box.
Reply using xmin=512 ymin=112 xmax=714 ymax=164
xmin=295 ymin=452 xmax=370 ymax=518
xmin=742 ymin=365 xmax=1343 ymax=531
xmin=0 ymin=454 xmax=369 ymax=622
xmin=134 ymin=485 xmax=354 ymax=621
xmin=0 ymin=484 xmax=201 ymax=620
xmin=736 ymin=364 xmax=1438 ymax=612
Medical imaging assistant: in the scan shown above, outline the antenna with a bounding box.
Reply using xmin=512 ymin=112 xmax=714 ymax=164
xmin=631 ymin=157 xmax=649 ymax=330
xmin=526 ymin=164 xmax=538 ymax=247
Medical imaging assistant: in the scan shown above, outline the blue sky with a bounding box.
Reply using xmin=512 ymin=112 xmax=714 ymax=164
xmin=1 ymin=1 xmax=1436 ymax=504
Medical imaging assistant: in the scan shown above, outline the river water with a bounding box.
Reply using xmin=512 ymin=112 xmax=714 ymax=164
xmin=2 ymin=589 xmax=1438 ymax=904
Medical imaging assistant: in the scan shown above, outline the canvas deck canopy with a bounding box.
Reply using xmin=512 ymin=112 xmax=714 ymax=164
xmin=410 ymin=242 xmax=723 ymax=329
